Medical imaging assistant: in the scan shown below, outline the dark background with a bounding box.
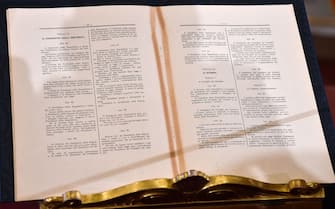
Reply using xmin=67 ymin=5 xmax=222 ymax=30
xmin=1 ymin=0 xmax=335 ymax=208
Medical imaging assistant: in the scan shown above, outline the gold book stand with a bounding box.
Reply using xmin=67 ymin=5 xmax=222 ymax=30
xmin=40 ymin=170 xmax=324 ymax=209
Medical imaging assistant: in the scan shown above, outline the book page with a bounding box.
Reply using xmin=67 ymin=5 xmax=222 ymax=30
xmin=7 ymin=6 xmax=172 ymax=201
xmin=161 ymin=5 xmax=335 ymax=183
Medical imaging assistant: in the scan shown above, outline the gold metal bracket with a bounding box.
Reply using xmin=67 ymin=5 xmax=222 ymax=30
xmin=40 ymin=170 xmax=324 ymax=209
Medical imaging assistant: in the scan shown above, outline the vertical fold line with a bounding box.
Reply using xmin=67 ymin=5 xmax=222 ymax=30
xmin=156 ymin=7 xmax=186 ymax=172
xmin=224 ymin=29 xmax=248 ymax=143
xmin=87 ymin=28 xmax=102 ymax=154
xmin=150 ymin=8 xmax=178 ymax=175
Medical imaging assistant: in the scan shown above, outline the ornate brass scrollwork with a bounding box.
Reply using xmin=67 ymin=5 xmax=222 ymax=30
xmin=40 ymin=170 xmax=324 ymax=209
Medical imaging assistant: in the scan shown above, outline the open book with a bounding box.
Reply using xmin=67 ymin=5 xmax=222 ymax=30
xmin=6 ymin=4 xmax=335 ymax=201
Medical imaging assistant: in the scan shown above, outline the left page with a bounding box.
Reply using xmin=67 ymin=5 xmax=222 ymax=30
xmin=7 ymin=6 xmax=172 ymax=201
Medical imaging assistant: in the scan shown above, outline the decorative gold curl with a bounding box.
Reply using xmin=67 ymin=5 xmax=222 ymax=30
xmin=40 ymin=170 xmax=324 ymax=209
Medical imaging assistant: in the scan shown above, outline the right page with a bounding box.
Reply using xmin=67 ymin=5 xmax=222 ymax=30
xmin=161 ymin=5 xmax=335 ymax=183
